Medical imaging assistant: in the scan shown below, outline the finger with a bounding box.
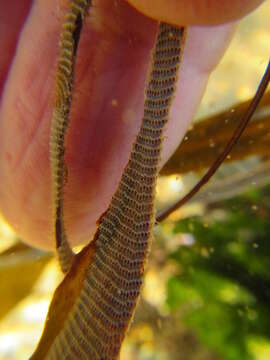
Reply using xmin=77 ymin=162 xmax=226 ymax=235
xmin=0 ymin=0 xmax=234 ymax=250
xmin=0 ymin=0 xmax=157 ymax=249
xmin=161 ymin=23 xmax=235 ymax=166
xmin=126 ymin=0 xmax=264 ymax=25
xmin=0 ymin=0 xmax=67 ymax=249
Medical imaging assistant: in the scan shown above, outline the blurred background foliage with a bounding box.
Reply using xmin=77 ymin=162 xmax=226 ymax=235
xmin=167 ymin=185 xmax=270 ymax=360
xmin=0 ymin=1 xmax=270 ymax=359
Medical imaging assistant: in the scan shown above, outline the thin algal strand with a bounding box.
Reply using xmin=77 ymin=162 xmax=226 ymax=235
xmin=50 ymin=0 xmax=91 ymax=273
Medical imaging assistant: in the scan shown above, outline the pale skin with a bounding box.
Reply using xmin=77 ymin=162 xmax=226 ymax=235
xmin=0 ymin=0 xmax=264 ymax=250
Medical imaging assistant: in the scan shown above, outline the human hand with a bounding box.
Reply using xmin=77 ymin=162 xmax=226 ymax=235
xmin=0 ymin=0 xmax=264 ymax=250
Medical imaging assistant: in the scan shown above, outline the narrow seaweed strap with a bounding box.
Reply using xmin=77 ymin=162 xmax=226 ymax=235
xmin=33 ymin=23 xmax=186 ymax=359
xmin=50 ymin=0 xmax=91 ymax=273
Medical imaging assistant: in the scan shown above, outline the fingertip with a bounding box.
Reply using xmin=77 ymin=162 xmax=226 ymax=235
xmin=126 ymin=0 xmax=265 ymax=26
